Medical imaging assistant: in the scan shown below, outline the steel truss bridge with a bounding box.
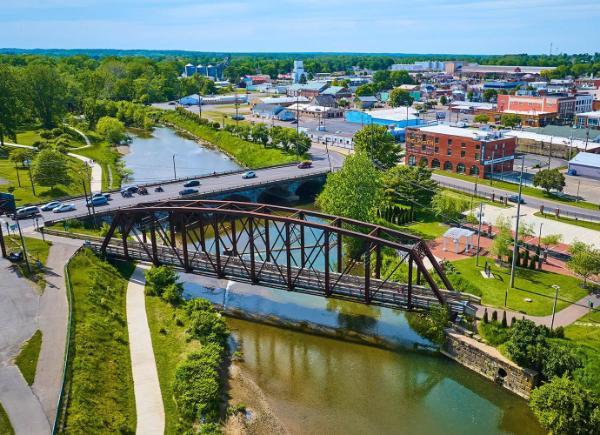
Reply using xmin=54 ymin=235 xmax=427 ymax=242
xmin=97 ymin=200 xmax=474 ymax=313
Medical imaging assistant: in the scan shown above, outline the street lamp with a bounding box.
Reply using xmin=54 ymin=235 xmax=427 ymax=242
xmin=550 ymin=284 xmax=560 ymax=330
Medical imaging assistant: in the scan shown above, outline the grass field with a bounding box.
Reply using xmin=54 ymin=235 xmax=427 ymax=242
xmin=160 ymin=111 xmax=302 ymax=168
xmin=145 ymin=295 xmax=202 ymax=434
xmin=0 ymin=148 xmax=88 ymax=206
xmin=451 ymin=257 xmax=588 ymax=316
xmin=562 ymin=309 xmax=600 ymax=395
xmin=0 ymin=403 xmax=14 ymax=435
xmin=534 ymin=211 xmax=600 ymax=232
xmin=73 ymin=135 xmax=123 ymax=190
xmin=15 ymin=330 xmax=42 ymax=385
xmin=64 ymin=249 xmax=136 ymax=433
xmin=434 ymin=169 xmax=600 ymax=211
xmin=16 ymin=128 xmax=86 ymax=148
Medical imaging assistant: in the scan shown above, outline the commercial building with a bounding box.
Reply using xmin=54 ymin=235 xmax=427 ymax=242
xmin=575 ymin=111 xmax=600 ymax=129
xmin=457 ymin=64 xmax=555 ymax=77
xmin=251 ymin=104 xmax=296 ymax=121
xmin=389 ymin=61 xmax=445 ymax=72
xmin=178 ymin=94 xmax=247 ymax=106
xmin=288 ymin=81 xmax=329 ymax=98
xmin=253 ymin=96 xmax=310 ymax=107
xmin=345 ymin=107 xmax=422 ymax=128
xmin=497 ymin=94 xmax=592 ymax=125
xmin=321 ymin=86 xmax=352 ymax=100
xmin=405 ymin=125 xmax=517 ymax=177
xmin=568 ymin=152 xmax=600 ymax=180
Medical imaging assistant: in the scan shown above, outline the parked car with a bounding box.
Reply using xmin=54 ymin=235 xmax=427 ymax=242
xmin=123 ymin=185 xmax=139 ymax=194
xmin=179 ymin=188 xmax=199 ymax=196
xmin=242 ymin=171 xmax=256 ymax=179
xmin=154 ymin=186 xmax=164 ymax=192
xmin=7 ymin=251 xmax=23 ymax=262
xmin=138 ymin=186 xmax=149 ymax=195
xmin=87 ymin=196 xmax=108 ymax=207
xmin=41 ymin=201 xmax=62 ymax=211
xmin=183 ymin=180 xmax=200 ymax=187
xmin=92 ymin=192 xmax=111 ymax=200
xmin=53 ymin=203 xmax=76 ymax=213
xmin=231 ymin=115 xmax=245 ymax=121
xmin=14 ymin=206 xmax=40 ymax=219
xmin=508 ymin=194 xmax=525 ymax=204
xmin=121 ymin=189 xmax=133 ymax=198
xmin=297 ymin=160 xmax=312 ymax=169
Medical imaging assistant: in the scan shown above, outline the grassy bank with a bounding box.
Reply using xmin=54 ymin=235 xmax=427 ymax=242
xmin=0 ymin=403 xmax=14 ymax=435
xmin=451 ymin=257 xmax=588 ymax=316
xmin=63 ymin=249 xmax=136 ymax=433
xmin=72 ymin=132 xmax=123 ymax=190
xmin=0 ymin=147 xmax=88 ymax=206
xmin=15 ymin=330 xmax=42 ymax=385
xmin=534 ymin=211 xmax=600 ymax=232
xmin=145 ymin=296 xmax=202 ymax=434
xmin=434 ymin=169 xmax=599 ymax=211
xmin=160 ymin=110 xmax=300 ymax=168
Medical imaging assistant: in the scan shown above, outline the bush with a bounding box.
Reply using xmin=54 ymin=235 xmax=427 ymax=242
xmin=478 ymin=321 xmax=512 ymax=346
xmin=185 ymin=299 xmax=229 ymax=346
xmin=483 ymin=308 xmax=489 ymax=323
xmin=406 ymin=305 xmax=450 ymax=345
xmin=505 ymin=319 xmax=549 ymax=372
xmin=491 ymin=311 xmax=498 ymax=322
xmin=145 ymin=265 xmax=183 ymax=305
xmin=542 ymin=343 xmax=581 ymax=379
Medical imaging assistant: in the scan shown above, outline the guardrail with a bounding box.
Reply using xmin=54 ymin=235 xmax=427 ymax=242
xmin=51 ymin=246 xmax=81 ymax=434
xmin=43 ymin=169 xmax=330 ymax=225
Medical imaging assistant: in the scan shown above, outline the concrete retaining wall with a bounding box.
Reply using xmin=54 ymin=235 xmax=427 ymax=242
xmin=442 ymin=330 xmax=538 ymax=399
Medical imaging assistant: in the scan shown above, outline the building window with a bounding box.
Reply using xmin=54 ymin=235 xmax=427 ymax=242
xmin=408 ymin=155 xmax=416 ymax=166
xmin=431 ymin=159 xmax=440 ymax=169
xmin=419 ymin=157 xmax=428 ymax=167
xmin=461 ymin=142 xmax=466 ymax=148
xmin=475 ymin=153 xmax=479 ymax=160
xmin=447 ymin=148 xmax=452 ymax=156
xmin=470 ymin=165 xmax=480 ymax=176
xmin=460 ymin=150 xmax=466 ymax=157
xmin=421 ymin=145 xmax=427 ymax=151
xmin=422 ymin=134 xmax=426 ymax=140
xmin=448 ymin=139 xmax=453 ymax=145
xmin=443 ymin=161 xmax=453 ymax=171
xmin=475 ymin=144 xmax=480 ymax=149
xmin=435 ymin=137 xmax=439 ymax=144
xmin=434 ymin=146 xmax=439 ymax=153
xmin=456 ymin=163 xmax=466 ymax=173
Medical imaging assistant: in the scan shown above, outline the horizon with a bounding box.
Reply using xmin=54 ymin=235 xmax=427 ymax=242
xmin=3 ymin=0 xmax=598 ymax=54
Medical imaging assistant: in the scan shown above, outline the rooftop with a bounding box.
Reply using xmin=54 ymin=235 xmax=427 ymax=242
xmin=578 ymin=111 xmax=600 ymax=119
xmin=368 ymin=107 xmax=419 ymax=121
xmin=569 ymin=152 xmax=600 ymax=168
xmin=412 ymin=124 xmax=507 ymax=141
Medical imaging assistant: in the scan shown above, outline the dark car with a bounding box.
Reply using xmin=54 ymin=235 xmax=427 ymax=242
xmin=8 ymin=251 xmax=23 ymax=262
xmin=154 ymin=186 xmax=164 ymax=192
xmin=179 ymin=188 xmax=199 ymax=196
xmin=120 ymin=189 xmax=133 ymax=198
xmin=183 ymin=180 xmax=200 ymax=187
xmin=297 ymin=160 xmax=312 ymax=169
xmin=508 ymin=194 xmax=525 ymax=204
xmin=138 ymin=186 xmax=149 ymax=195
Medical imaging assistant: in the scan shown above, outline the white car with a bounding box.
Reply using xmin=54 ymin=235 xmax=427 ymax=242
xmin=53 ymin=203 xmax=76 ymax=213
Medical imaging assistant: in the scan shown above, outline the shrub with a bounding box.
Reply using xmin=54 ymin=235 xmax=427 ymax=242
xmin=505 ymin=319 xmax=549 ymax=372
xmin=483 ymin=308 xmax=489 ymax=323
xmin=542 ymin=343 xmax=581 ymax=379
xmin=478 ymin=321 xmax=512 ymax=346
xmin=406 ymin=305 xmax=450 ymax=345
xmin=491 ymin=311 xmax=498 ymax=322
xmin=501 ymin=311 xmax=507 ymax=328
xmin=186 ymin=299 xmax=229 ymax=346
xmin=145 ymin=265 xmax=182 ymax=301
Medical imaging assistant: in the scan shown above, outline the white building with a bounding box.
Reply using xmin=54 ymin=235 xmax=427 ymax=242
xmin=293 ymin=60 xmax=306 ymax=84
xmin=575 ymin=94 xmax=594 ymax=114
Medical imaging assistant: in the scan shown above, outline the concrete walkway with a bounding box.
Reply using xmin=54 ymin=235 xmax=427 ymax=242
xmin=126 ymin=265 xmax=165 ymax=435
xmin=4 ymin=142 xmax=103 ymax=194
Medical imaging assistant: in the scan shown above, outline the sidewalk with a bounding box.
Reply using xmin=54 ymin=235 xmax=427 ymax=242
xmin=126 ymin=265 xmax=165 ymax=435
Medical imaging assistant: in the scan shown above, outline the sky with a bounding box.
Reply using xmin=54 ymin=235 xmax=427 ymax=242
xmin=2 ymin=0 xmax=599 ymax=55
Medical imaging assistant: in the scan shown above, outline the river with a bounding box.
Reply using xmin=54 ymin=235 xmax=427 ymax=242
xmin=123 ymin=126 xmax=241 ymax=183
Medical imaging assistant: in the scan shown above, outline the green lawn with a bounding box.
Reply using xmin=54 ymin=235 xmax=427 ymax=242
xmin=450 ymin=257 xmax=588 ymax=316
xmin=563 ymin=310 xmax=600 ymax=395
xmin=16 ymin=128 xmax=86 ymax=148
xmin=145 ymin=295 xmax=202 ymax=434
xmin=63 ymin=249 xmax=136 ymax=433
xmin=15 ymin=330 xmax=42 ymax=385
xmin=434 ymin=169 xmax=600 ymax=211
xmin=160 ymin=110 xmax=302 ymax=168
xmin=0 ymin=148 xmax=89 ymax=206
xmin=534 ymin=212 xmax=600 ymax=232
xmin=0 ymin=403 xmax=14 ymax=435
xmin=73 ymin=137 xmax=123 ymax=190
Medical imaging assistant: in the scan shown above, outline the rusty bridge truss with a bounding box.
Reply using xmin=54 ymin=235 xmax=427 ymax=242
xmin=97 ymin=200 xmax=471 ymax=312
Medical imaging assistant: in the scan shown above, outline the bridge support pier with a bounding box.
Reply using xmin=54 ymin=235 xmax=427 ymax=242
xmin=407 ymin=257 xmax=413 ymax=310
xmin=324 ymin=230 xmax=330 ymax=296
xmin=364 ymin=243 xmax=371 ymax=303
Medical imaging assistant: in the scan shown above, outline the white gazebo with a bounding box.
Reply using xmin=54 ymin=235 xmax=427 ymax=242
xmin=442 ymin=227 xmax=476 ymax=254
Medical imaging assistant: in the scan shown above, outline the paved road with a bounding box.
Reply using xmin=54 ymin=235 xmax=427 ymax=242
xmin=432 ymin=172 xmax=600 ymax=220
xmin=6 ymin=150 xmax=338 ymax=233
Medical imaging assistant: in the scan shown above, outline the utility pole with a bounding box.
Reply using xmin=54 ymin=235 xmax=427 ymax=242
xmin=172 ymin=154 xmax=177 ymax=180
xmin=537 ymin=222 xmax=543 ymax=253
xmin=296 ymin=93 xmax=300 ymax=135
xmin=508 ymin=154 xmax=526 ymax=292
xmin=475 ymin=202 xmax=484 ymax=267
xmin=576 ymin=180 xmax=581 ymax=202
xmin=16 ymin=218 xmax=31 ymax=274
xmin=27 ymin=164 xmax=36 ymax=196
xmin=550 ymin=285 xmax=560 ymax=330
xmin=14 ymin=161 xmax=21 ymax=187
xmin=489 ymin=151 xmax=495 ymax=186
xmin=198 ymin=93 xmax=202 ymax=121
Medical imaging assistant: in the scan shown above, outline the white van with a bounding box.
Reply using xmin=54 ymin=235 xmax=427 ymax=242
xmin=14 ymin=206 xmax=40 ymax=220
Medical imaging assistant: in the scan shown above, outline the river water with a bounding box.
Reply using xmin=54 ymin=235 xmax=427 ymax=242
xmin=123 ymin=126 xmax=240 ymax=183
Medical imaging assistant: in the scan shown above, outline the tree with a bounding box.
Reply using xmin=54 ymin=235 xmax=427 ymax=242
xmin=542 ymin=343 xmax=581 ymax=380
xmin=483 ymin=88 xmax=498 ymax=102
xmin=505 ymin=319 xmax=549 ymax=371
xmin=145 ymin=265 xmax=183 ymax=304
xmin=24 ymin=62 xmax=66 ymax=128
xmin=533 ymin=169 xmax=566 ymax=194
xmin=32 ymin=149 xmax=71 ymax=187
xmin=288 ymin=131 xmax=311 ymax=156
xmin=10 ymin=148 xmax=35 ymax=168
xmin=381 ymin=165 xmax=438 ymax=211
xmin=530 ymin=376 xmax=600 ymax=435
xmin=431 ymin=191 xmax=470 ymax=222
xmin=388 ymin=88 xmax=414 ymax=109
xmin=501 ymin=113 xmax=521 ymax=128
xmin=467 ymin=90 xmax=473 ymax=101
xmin=567 ymin=242 xmax=600 ymax=285
xmin=0 ymin=65 xmax=26 ymax=145
xmin=298 ymin=74 xmax=307 ymax=84
xmin=317 ymin=152 xmax=380 ymax=224
xmin=96 ymin=116 xmax=126 ymax=144
xmin=491 ymin=216 xmax=513 ymax=262
xmin=439 ymin=95 xmax=447 ymax=106
xmin=474 ymin=114 xmax=490 ymax=124
xmin=251 ymin=123 xmax=269 ymax=146
xmin=353 ymin=124 xmax=399 ymax=167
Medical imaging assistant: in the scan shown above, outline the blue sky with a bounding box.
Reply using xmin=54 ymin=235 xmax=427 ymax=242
xmin=2 ymin=0 xmax=599 ymax=54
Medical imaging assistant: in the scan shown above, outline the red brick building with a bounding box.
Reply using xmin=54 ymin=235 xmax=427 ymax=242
xmin=405 ymin=125 xmax=517 ymax=177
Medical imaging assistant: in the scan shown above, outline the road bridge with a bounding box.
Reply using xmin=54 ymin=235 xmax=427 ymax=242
xmin=95 ymin=200 xmax=477 ymax=314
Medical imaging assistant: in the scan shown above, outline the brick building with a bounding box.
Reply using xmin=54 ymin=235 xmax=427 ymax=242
xmin=405 ymin=125 xmax=517 ymax=177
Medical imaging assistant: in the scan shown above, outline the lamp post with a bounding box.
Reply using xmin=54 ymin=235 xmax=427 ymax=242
xmin=550 ymin=284 xmax=560 ymax=330
xmin=509 ymin=154 xmax=526 ymax=291
xmin=172 ymin=154 xmax=177 ymax=180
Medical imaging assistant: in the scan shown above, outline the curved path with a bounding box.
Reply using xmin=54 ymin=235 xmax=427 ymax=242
xmin=126 ymin=265 xmax=165 ymax=435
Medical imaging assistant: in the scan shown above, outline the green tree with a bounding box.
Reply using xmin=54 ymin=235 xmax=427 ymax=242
xmin=288 ymin=131 xmax=311 ymax=156
xmin=353 ymin=124 xmax=399 ymax=167
xmin=251 ymin=123 xmax=269 ymax=146
xmin=381 ymin=165 xmax=438 ymax=211
xmin=533 ymin=168 xmax=566 ymax=194
xmin=145 ymin=265 xmax=183 ymax=304
xmin=96 ymin=116 xmax=126 ymax=144
xmin=474 ymin=114 xmax=490 ymax=124
xmin=388 ymin=88 xmax=414 ymax=109
xmin=25 ymin=62 xmax=66 ymax=128
xmin=439 ymin=95 xmax=447 ymax=105
xmin=10 ymin=148 xmax=35 ymax=168
xmin=483 ymin=88 xmax=498 ymax=102
xmin=501 ymin=113 xmax=521 ymax=128
xmin=32 ymin=149 xmax=71 ymax=187
xmin=491 ymin=217 xmax=513 ymax=261
xmin=431 ymin=191 xmax=469 ymax=222
xmin=298 ymin=74 xmax=307 ymax=84
xmin=0 ymin=65 xmax=26 ymax=145
xmin=567 ymin=242 xmax=600 ymax=285
xmin=542 ymin=343 xmax=581 ymax=380
xmin=505 ymin=319 xmax=549 ymax=371
xmin=541 ymin=233 xmax=563 ymax=250
xmin=317 ymin=152 xmax=380 ymax=224
xmin=530 ymin=376 xmax=600 ymax=435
